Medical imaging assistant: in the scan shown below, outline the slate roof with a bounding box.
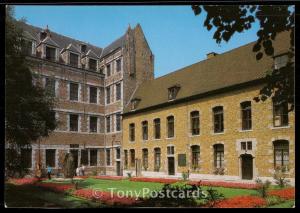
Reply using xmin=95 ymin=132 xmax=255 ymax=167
xmin=40 ymin=36 xmax=60 ymax=47
xmin=123 ymin=31 xmax=291 ymax=114
xmin=85 ymin=49 xmax=99 ymax=59
xmin=100 ymin=34 xmax=126 ymax=59
xmin=65 ymin=43 xmax=81 ymax=53
xmin=18 ymin=21 xmax=103 ymax=57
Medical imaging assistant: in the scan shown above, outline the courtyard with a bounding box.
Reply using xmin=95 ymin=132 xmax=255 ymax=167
xmin=5 ymin=176 xmax=295 ymax=208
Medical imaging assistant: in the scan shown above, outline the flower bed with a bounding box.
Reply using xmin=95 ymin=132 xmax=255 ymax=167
xmin=90 ymin=175 xmax=125 ymax=180
xmin=72 ymin=188 xmax=139 ymax=206
xmin=214 ymin=196 xmax=267 ymax=208
xmin=189 ymin=180 xmax=259 ymax=189
xmin=35 ymin=182 xmax=74 ymax=193
xmin=8 ymin=178 xmax=40 ymax=185
xmin=129 ymin=177 xmax=259 ymax=189
xmin=268 ymin=188 xmax=295 ymax=200
xmin=129 ymin=177 xmax=178 ymax=184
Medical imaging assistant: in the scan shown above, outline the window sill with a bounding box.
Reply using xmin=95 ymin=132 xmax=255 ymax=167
xmin=142 ymin=140 xmax=149 ymax=143
xmin=129 ymin=141 xmax=135 ymax=143
xmin=211 ymin=132 xmax=225 ymax=136
xmin=270 ymin=125 xmax=290 ymax=130
xmin=189 ymin=134 xmax=201 ymax=138
xmin=166 ymin=137 xmax=175 ymax=140
xmin=238 ymin=129 xmax=253 ymax=132
xmin=153 ymin=138 xmax=162 ymax=141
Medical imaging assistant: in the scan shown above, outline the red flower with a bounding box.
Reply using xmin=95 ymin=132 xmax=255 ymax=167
xmin=9 ymin=178 xmax=40 ymax=185
xmin=129 ymin=177 xmax=259 ymax=189
xmin=90 ymin=175 xmax=125 ymax=180
xmin=35 ymin=182 xmax=74 ymax=193
xmin=214 ymin=196 xmax=267 ymax=208
xmin=268 ymin=188 xmax=295 ymax=200
xmin=72 ymin=188 xmax=139 ymax=206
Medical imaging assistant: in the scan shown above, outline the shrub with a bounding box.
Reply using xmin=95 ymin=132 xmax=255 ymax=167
xmin=182 ymin=172 xmax=189 ymax=181
xmin=127 ymin=172 xmax=132 ymax=178
xmin=273 ymin=168 xmax=290 ymax=188
xmin=205 ymin=187 xmax=225 ymax=207
xmin=255 ymin=178 xmax=271 ymax=198
xmin=266 ymin=195 xmax=283 ymax=206
xmin=91 ymin=169 xmax=97 ymax=176
xmin=63 ymin=153 xmax=75 ymax=178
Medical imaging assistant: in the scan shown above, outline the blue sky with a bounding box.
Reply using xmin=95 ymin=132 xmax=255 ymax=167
xmin=14 ymin=6 xmax=260 ymax=78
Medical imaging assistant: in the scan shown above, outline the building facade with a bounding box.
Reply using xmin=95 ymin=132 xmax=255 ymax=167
xmin=16 ymin=22 xmax=154 ymax=176
xmin=122 ymin=32 xmax=295 ymax=184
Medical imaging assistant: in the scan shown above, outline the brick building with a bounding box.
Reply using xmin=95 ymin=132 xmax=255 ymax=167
xmin=17 ymin=22 xmax=154 ymax=176
xmin=122 ymin=31 xmax=294 ymax=184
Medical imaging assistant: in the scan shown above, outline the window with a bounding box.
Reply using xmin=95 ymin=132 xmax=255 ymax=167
xmin=273 ymin=140 xmax=289 ymax=171
xmin=273 ymin=100 xmax=289 ymax=127
xmin=46 ymin=46 xmax=56 ymax=61
xmin=89 ymin=58 xmax=97 ymax=71
xmin=142 ymin=149 xmax=148 ymax=170
xmin=46 ymin=149 xmax=56 ymax=167
xmin=90 ymin=149 xmax=98 ymax=166
xmin=106 ymin=149 xmax=111 ymax=166
xmin=154 ymin=118 xmax=161 ymax=139
xmin=89 ymin=116 xmax=98 ymax=133
xmin=274 ymin=54 xmax=289 ymax=69
xmin=168 ymin=85 xmax=180 ymax=100
xmin=116 ymin=113 xmax=121 ymax=131
xmin=81 ymin=150 xmax=88 ymax=166
xmin=116 ymin=59 xmax=121 ymax=72
xmin=142 ymin=121 xmax=148 ymax=140
xmin=45 ymin=77 xmax=56 ymax=97
xmin=167 ymin=116 xmax=174 ymax=138
xmin=70 ymin=52 xmax=79 ymax=67
xmin=106 ymin=116 xmax=111 ymax=133
xmin=22 ymin=40 xmax=32 ymax=55
xmin=241 ymin=101 xmax=252 ymax=130
xmin=241 ymin=141 xmax=252 ymax=151
xmin=124 ymin=150 xmax=128 ymax=169
xmin=69 ymin=83 xmax=79 ymax=101
xmin=106 ymin=86 xmax=111 ymax=104
xmin=69 ymin=114 xmax=79 ymax=132
xmin=191 ymin=111 xmax=200 ymax=135
xmin=116 ymin=83 xmax=121 ymax=101
xmin=154 ymin=148 xmax=161 ymax=171
xmin=21 ymin=148 xmax=32 ymax=168
xmin=214 ymin=144 xmax=224 ymax=168
xmin=116 ymin=147 xmax=121 ymax=160
xmin=167 ymin=146 xmax=175 ymax=155
xmin=130 ymin=149 xmax=135 ymax=167
xmin=129 ymin=123 xmax=135 ymax=141
xmin=106 ymin=64 xmax=111 ymax=77
xmin=131 ymin=98 xmax=141 ymax=110
xmin=89 ymin=86 xmax=97 ymax=103
xmin=191 ymin=145 xmax=200 ymax=170
xmin=213 ymin=106 xmax=224 ymax=133
xmin=99 ymin=67 xmax=104 ymax=75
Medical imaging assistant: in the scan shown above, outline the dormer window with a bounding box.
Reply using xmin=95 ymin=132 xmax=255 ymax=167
xmin=70 ymin=52 xmax=79 ymax=67
xmin=89 ymin=58 xmax=97 ymax=71
xmin=168 ymin=85 xmax=180 ymax=100
xmin=81 ymin=44 xmax=87 ymax=53
xmin=46 ymin=46 xmax=56 ymax=61
xmin=274 ymin=54 xmax=289 ymax=70
xmin=131 ymin=98 xmax=141 ymax=111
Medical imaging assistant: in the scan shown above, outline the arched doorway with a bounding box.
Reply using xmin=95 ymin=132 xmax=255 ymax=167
xmin=241 ymin=154 xmax=253 ymax=180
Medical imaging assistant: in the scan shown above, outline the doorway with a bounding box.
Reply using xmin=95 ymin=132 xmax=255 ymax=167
xmin=70 ymin=149 xmax=79 ymax=175
xmin=241 ymin=154 xmax=253 ymax=180
xmin=168 ymin=157 xmax=175 ymax=175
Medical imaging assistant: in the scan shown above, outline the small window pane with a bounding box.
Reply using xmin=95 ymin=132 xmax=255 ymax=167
xmin=89 ymin=87 xmax=97 ymax=103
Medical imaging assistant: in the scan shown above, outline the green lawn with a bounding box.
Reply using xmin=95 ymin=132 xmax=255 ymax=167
xmin=268 ymin=200 xmax=295 ymax=208
xmin=5 ymin=183 xmax=103 ymax=208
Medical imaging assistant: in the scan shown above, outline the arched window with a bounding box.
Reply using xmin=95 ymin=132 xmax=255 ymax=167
xmin=213 ymin=106 xmax=224 ymax=133
xmin=240 ymin=101 xmax=252 ymax=130
xmin=273 ymin=140 xmax=289 ymax=171
xmin=142 ymin=148 xmax=148 ymax=170
xmin=167 ymin=116 xmax=174 ymax=138
xmin=191 ymin=145 xmax=200 ymax=170
xmin=154 ymin=118 xmax=161 ymax=139
xmin=142 ymin=121 xmax=148 ymax=140
xmin=214 ymin=144 xmax=224 ymax=168
xmin=154 ymin=148 xmax=161 ymax=172
xmin=130 ymin=149 xmax=135 ymax=168
xmin=190 ymin=111 xmax=200 ymax=135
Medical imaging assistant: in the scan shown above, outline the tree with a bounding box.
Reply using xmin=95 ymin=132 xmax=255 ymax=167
xmin=63 ymin=153 xmax=75 ymax=179
xmin=192 ymin=5 xmax=294 ymax=111
xmin=5 ymin=6 xmax=57 ymax=177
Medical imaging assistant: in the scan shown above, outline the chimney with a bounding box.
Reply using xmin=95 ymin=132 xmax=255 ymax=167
xmin=40 ymin=25 xmax=51 ymax=41
xmin=207 ymin=52 xmax=218 ymax=59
